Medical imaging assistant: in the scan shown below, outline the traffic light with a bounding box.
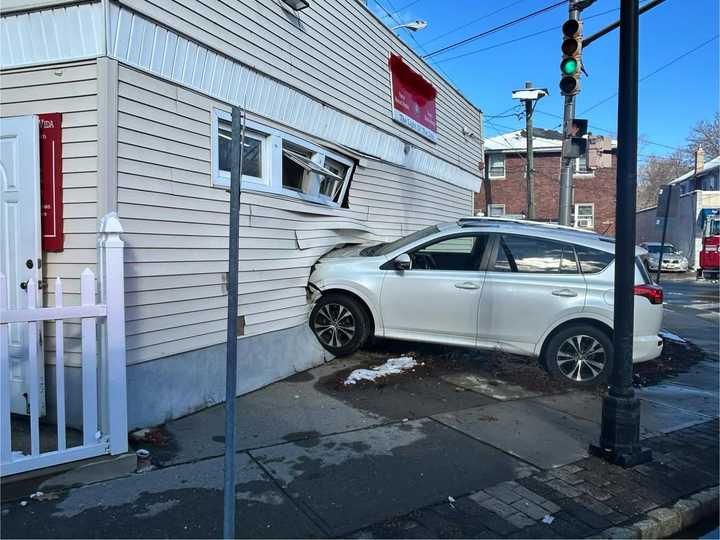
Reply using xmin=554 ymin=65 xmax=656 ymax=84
xmin=563 ymin=118 xmax=588 ymax=158
xmin=560 ymin=18 xmax=583 ymax=95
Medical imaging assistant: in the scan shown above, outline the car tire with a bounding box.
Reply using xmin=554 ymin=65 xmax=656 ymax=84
xmin=309 ymin=293 xmax=369 ymax=357
xmin=543 ymin=324 xmax=614 ymax=386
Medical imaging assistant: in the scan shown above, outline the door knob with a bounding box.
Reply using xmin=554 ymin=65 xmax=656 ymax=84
xmin=455 ymin=282 xmax=480 ymax=290
xmin=20 ymin=281 xmax=28 ymax=290
xmin=552 ymin=288 xmax=577 ymax=297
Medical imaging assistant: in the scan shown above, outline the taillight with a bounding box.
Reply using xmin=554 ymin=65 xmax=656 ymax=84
xmin=634 ymin=284 xmax=663 ymax=305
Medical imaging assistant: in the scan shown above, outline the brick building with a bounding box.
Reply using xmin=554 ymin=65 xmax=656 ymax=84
xmin=476 ymin=129 xmax=618 ymax=235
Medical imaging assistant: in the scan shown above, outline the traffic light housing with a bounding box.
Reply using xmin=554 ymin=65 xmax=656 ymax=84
xmin=560 ymin=19 xmax=582 ymax=95
xmin=563 ymin=118 xmax=588 ymax=158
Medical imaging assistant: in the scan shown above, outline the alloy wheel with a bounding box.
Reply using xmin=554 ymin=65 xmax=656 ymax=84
xmin=312 ymin=303 xmax=356 ymax=348
xmin=555 ymin=334 xmax=607 ymax=382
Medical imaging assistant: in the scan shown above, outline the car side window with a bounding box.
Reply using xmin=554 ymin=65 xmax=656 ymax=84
xmin=410 ymin=235 xmax=487 ymax=271
xmin=575 ymin=245 xmax=614 ymax=273
xmin=493 ymin=235 xmax=579 ymax=273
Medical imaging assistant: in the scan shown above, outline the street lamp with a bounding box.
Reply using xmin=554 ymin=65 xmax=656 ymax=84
xmin=391 ymin=20 xmax=428 ymax=32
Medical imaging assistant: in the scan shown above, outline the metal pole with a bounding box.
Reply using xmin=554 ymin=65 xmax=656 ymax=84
xmin=524 ymin=81 xmax=535 ymax=220
xmin=656 ymin=184 xmax=672 ymax=284
xmin=590 ymin=0 xmax=651 ymax=467
xmin=223 ymin=106 xmax=244 ymax=539
xmin=558 ymin=2 xmax=578 ymax=226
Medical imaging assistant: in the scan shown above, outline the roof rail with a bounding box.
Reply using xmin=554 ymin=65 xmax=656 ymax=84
xmin=457 ymin=217 xmax=601 ymax=236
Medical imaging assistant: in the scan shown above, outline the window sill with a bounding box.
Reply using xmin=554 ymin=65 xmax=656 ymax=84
xmin=213 ymin=177 xmax=340 ymax=208
xmin=488 ymin=176 xmax=506 ymax=180
xmin=573 ymin=172 xmax=595 ymax=178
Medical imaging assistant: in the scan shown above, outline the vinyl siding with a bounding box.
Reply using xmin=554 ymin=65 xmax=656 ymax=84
xmin=116 ymin=0 xmax=483 ymax=176
xmin=117 ymin=65 xmax=472 ymax=365
xmin=0 ymin=60 xmax=99 ymax=367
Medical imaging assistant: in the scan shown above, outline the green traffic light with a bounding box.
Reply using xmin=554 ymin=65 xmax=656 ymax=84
xmin=561 ymin=58 xmax=578 ymax=75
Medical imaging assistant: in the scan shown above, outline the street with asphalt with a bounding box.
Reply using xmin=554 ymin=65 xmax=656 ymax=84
xmin=1 ymin=272 xmax=718 ymax=539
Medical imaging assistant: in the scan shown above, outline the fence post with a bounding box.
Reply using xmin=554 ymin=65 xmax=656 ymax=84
xmin=98 ymin=212 xmax=128 ymax=455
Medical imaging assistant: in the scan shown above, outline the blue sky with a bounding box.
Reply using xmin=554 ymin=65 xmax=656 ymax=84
xmin=370 ymin=0 xmax=719 ymax=162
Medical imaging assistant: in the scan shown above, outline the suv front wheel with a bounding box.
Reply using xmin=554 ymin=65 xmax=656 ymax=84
xmin=543 ymin=324 xmax=613 ymax=386
xmin=309 ymin=293 xmax=369 ymax=356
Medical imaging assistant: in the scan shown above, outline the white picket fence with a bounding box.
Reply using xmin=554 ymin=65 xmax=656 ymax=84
xmin=0 ymin=213 xmax=128 ymax=476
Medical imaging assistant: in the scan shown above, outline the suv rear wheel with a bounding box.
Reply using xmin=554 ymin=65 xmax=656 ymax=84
xmin=310 ymin=293 xmax=369 ymax=356
xmin=543 ymin=324 xmax=613 ymax=386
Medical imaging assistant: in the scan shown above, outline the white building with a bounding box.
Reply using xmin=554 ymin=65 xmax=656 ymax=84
xmin=1 ymin=0 xmax=484 ymax=431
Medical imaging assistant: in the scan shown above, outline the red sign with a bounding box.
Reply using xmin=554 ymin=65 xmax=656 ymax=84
xmin=39 ymin=113 xmax=63 ymax=252
xmin=388 ymin=54 xmax=438 ymax=142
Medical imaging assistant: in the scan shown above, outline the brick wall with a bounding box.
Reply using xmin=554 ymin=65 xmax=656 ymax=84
xmin=476 ymin=151 xmax=617 ymax=236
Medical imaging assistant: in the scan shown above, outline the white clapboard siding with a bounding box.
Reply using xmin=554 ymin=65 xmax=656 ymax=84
xmin=0 ymin=60 xmax=98 ymax=367
xmin=116 ymin=0 xmax=482 ymax=174
xmin=116 ymin=65 xmax=472 ymax=366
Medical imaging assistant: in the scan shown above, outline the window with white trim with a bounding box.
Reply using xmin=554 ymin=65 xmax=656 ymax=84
xmin=574 ymin=203 xmax=595 ymax=229
xmin=212 ymin=108 xmax=354 ymax=206
xmin=487 ymin=203 xmax=506 ymax=217
xmin=488 ymin=154 xmax=506 ymax=178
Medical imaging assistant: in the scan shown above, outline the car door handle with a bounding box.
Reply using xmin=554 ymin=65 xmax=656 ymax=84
xmin=552 ymin=288 xmax=578 ymax=297
xmin=455 ymin=282 xmax=480 ymax=290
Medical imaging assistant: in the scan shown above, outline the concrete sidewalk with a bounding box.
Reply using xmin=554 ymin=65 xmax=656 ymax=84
xmin=2 ymin=340 xmax=718 ymax=538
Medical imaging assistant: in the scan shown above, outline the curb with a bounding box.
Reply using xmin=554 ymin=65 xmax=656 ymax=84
xmin=597 ymin=486 xmax=719 ymax=539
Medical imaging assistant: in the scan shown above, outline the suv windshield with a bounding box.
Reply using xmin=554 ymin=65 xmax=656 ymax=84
xmin=362 ymin=225 xmax=440 ymax=256
xmin=646 ymin=245 xmax=676 ymax=254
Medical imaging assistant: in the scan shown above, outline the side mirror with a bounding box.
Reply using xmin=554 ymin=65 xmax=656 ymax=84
xmin=394 ymin=253 xmax=412 ymax=271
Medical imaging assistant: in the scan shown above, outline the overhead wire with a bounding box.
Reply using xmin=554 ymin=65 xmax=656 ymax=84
xmin=423 ymin=0 xmax=566 ymax=59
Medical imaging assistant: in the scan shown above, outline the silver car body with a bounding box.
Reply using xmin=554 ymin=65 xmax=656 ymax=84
xmin=640 ymin=242 xmax=689 ymax=272
xmin=310 ymin=218 xmax=663 ymax=363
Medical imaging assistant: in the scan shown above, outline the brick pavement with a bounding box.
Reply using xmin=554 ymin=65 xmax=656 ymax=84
xmin=352 ymin=420 xmax=719 ymax=539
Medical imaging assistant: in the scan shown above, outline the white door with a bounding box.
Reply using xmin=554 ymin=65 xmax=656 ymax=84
xmin=380 ymin=234 xmax=489 ymax=348
xmin=477 ymin=234 xmax=587 ymax=355
xmin=1 ymin=115 xmax=45 ymax=416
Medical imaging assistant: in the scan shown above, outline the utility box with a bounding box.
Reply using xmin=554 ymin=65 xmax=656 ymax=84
xmin=588 ymin=136 xmax=612 ymax=169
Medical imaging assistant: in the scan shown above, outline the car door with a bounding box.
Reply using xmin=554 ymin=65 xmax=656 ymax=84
xmin=477 ymin=234 xmax=587 ymax=355
xmin=380 ymin=233 xmax=490 ymax=347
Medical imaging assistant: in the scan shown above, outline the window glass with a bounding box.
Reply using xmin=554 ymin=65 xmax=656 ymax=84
xmin=282 ymin=142 xmax=312 ymax=192
xmin=219 ymin=124 xmax=263 ymax=179
xmin=488 ymin=154 xmax=505 ymax=177
xmin=576 ymin=153 xmax=589 ymax=173
xmin=411 ymin=235 xmax=487 ymax=271
xmin=369 ymin=226 xmax=440 ymax=257
xmin=575 ymin=245 xmax=614 ymax=273
xmin=320 ymin=157 xmax=349 ymax=199
xmin=493 ymin=235 xmax=578 ymax=273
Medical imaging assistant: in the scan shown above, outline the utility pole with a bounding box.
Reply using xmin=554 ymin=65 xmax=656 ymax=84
xmin=589 ymin=0 xmax=651 ymax=467
xmin=558 ymin=2 xmax=580 ymax=226
xmin=524 ymin=81 xmax=535 ymax=219
xmin=512 ymin=83 xmax=548 ymax=220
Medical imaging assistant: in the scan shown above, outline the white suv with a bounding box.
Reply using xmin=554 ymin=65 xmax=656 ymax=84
xmin=308 ymin=218 xmax=664 ymax=385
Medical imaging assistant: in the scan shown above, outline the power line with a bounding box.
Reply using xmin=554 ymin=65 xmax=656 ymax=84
xmin=372 ymin=0 xmax=464 ymax=93
xmin=392 ymin=0 xmax=423 ymax=14
xmin=579 ymin=34 xmax=719 ymax=115
xmin=434 ymin=7 xmax=620 ymax=65
xmin=421 ymin=0 xmax=530 ymax=46
xmin=423 ymin=0 xmax=566 ymax=59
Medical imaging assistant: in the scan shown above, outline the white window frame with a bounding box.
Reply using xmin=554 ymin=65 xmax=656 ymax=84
xmin=212 ymin=108 xmax=354 ymax=207
xmin=574 ymin=154 xmax=593 ymax=175
xmin=488 ymin=153 xmax=506 ymax=179
xmin=574 ymin=203 xmax=595 ymax=229
xmin=487 ymin=203 xmax=506 ymax=217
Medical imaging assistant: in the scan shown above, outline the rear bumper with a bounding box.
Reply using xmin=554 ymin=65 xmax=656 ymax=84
xmin=633 ymin=334 xmax=664 ymax=363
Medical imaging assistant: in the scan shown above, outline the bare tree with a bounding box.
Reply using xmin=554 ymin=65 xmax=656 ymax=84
xmin=637 ymin=152 xmax=687 ymax=209
xmin=687 ymin=112 xmax=720 ymax=159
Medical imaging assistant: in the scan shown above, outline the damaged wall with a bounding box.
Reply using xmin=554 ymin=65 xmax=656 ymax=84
xmin=117 ymin=65 xmax=473 ymax=368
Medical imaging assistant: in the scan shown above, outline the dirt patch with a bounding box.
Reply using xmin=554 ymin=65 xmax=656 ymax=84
xmin=633 ymin=338 xmax=708 ymax=387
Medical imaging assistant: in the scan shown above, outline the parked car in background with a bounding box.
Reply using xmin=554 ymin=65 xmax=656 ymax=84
xmin=308 ymin=218 xmax=664 ymax=386
xmin=640 ymin=242 xmax=690 ymax=273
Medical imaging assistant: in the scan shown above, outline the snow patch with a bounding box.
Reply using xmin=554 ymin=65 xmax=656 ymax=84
xmin=344 ymin=356 xmax=417 ymax=385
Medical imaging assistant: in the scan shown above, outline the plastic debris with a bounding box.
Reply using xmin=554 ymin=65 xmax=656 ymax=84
xmin=448 ymin=496 xmax=456 ymax=503
xmin=19 ymin=501 xmax=28 ymax=507
xmin=542 ymin=515 xmax=555 ymax=524
xmin=29 ymin=491 xmax=44 ymax=499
